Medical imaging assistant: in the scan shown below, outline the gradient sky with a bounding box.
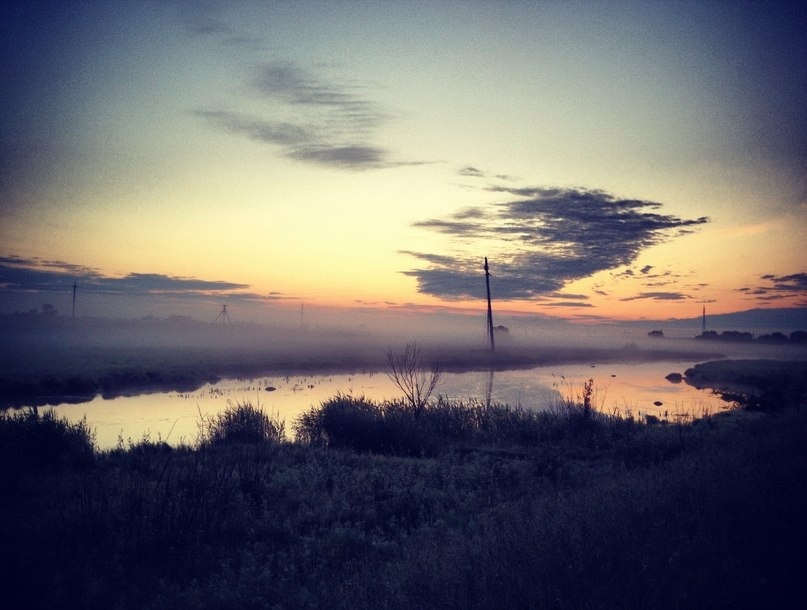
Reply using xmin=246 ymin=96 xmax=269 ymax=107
xmin=1 ymin=0 xmax=805 ymax=324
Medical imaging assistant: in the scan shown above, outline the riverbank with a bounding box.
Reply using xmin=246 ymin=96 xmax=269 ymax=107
xmin=2 ymin=391 xmax=805 ymax=609
xmin=684 ymin=359 xmax=807 ymax=410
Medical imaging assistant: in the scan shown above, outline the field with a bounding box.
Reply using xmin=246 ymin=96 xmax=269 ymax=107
xmin=2 ymin=361 xmax=806 ymax=609
xmin=2 ymin=316 xmax=806 ymax=608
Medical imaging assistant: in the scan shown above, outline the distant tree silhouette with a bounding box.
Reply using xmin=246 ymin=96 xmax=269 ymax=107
xmin=790 ymin=330 xmax=807 ymax=344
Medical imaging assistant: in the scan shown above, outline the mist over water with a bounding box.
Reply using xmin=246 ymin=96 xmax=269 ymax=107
xmin=3 ymin=313 xmax=805 ymax=448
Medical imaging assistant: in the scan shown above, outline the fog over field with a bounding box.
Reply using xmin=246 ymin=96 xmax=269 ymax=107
xmin=2 ymin=309 xmax=805 ymax=410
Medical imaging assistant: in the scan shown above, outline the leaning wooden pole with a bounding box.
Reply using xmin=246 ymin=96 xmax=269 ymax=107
xmin=484 ymin=257 xmax=495 ymax=352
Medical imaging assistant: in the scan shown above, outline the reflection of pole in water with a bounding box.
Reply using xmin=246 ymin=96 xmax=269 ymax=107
xmin=486 ymin=368 xmax=494 ymax=407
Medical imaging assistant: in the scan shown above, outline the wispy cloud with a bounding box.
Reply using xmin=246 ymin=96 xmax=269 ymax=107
xmin=0 ymin=256 xmax=280 ymax=302
xmin=620 ymin=291 xmax=691 ymax=302
xmin=197 ymin=60 xmax=414 ymax=170
xmin=173 ymin=2 xmax=231 ymax=37
xmin=761 ymin=273 xmax=807 ymax=292
xmin=542 ymin=301 xmax=596 ymax=308
xmin=403 ymin=187 xmax=708 ymax=301
xmin=457 ymin=166 xmax=516 ymax=182
xmin=606 ymin=266 xmax=692 ymax=296
xmin=458 ymin=165 xmax=485 ymax=178
xmin=738 ymin=272 xmax=807 ymax=304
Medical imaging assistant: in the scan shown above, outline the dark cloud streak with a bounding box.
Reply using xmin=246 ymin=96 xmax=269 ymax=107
xmin=197 ymin=60 xmax=410 ymax=170
xmin=404 ymin=187 xmax=709 ymax=301
xmin=620 ymin=292 xmax=691 ymax=302
xmin=0 ymin=256 xmax=280 ymax=303
xmin=738 ymin=273 xmax=807 ymax=304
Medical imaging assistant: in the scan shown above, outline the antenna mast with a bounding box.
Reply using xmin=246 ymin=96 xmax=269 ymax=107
xmin=214 ymin=304 xmax=232 ymax=326
xmin=485 ymin=257 xmax=495 ymax=352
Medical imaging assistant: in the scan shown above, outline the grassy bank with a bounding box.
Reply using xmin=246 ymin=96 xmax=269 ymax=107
xmin=1 ymin=394 xmax=805 ymax=609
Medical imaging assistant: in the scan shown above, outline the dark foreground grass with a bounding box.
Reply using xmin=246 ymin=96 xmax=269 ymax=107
xmin=1 ymin=398 xmax=805 ymax=609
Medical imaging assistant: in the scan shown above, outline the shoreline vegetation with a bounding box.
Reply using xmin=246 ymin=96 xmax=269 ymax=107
xmin=2 ymin=367 xmax=805 ymax=609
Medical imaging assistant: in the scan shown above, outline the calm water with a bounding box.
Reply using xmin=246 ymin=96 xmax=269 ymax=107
xmin=46 ymin=360 xmax=723 ymax=449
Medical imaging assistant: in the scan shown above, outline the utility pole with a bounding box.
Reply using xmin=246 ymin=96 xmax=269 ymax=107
xmin=485 ymin=257 xmax=495 ymax=352
xmin=72 ymin=281 xmax=77 ymax=319
xmin=702 ymin=305 xmax=706 ymax=335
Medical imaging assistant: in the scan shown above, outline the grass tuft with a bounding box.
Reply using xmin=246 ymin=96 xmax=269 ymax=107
xmin=197 ymin=400 xmax=285 ymax=446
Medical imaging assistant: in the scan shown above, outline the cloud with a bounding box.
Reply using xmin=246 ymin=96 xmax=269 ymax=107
xmin=620 ymin=292 xmax=691 ymax=302
xmin=0 ymin=256 xmax=279 ymax=302
xmin=0 ymin=256 xmax=98 ymax=283
xmin=738 ymin=272 xmax=807 ymax=304
xmin=252 ymin=61 xmax=386 ymax=129
xmin=542 ymin=301 xmax=596 ymax=308
xmin=766 ymin=273 xmax=807 ymax=292
xmin=403 ymin=187 xmax=708 ymax=300
xmin=197 ymin=60 xmax=410 ymax=170
xmin=544 ymin=292 xmax=589 ymax=301
xmin=287 ymin=145 xmax=387 ymax=169
xmin=457 ymin=165 xmax=516 ymax=182
xmin=458 ymin=166 xmax=485 ymax=178
xmin=194 ymin=110 xmax=313 ymax=146
xmin=173 ymin=2 xmax=232 ymax=36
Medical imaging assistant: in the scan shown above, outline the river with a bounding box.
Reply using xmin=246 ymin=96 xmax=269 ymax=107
xmin=42 ymin=359 xmax=725 ymax=449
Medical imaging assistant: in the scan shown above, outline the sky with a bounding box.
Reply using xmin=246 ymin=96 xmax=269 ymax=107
xmin=1 ymin=0 xmax=805 ymax=327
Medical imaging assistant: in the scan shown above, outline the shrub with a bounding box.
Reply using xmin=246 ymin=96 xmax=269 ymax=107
xmin=0 ymin=407 xmax=96 ymax=472
xmin=294 ymin=394 xmax=438 ymax=456
xmin=197 ymin=400 xmax=285 ymax=446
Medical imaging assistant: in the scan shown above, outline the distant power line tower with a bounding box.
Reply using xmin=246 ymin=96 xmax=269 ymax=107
xmin=214 ymin=304 xmax=232 ymax=326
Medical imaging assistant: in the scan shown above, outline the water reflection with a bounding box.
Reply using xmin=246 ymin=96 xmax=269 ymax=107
xmin=45 ymin=360 xmax=721 ymax=449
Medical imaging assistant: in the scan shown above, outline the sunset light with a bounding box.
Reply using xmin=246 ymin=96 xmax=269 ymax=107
xmin=2 ymin=4 xmax=807 ymax=607
xmin=2 ymin=1 xmax=804 ymax=327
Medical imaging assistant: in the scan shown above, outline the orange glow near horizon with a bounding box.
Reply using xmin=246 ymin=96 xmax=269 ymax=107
xmin=1 ymin=3 xmax=804 ymax=323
